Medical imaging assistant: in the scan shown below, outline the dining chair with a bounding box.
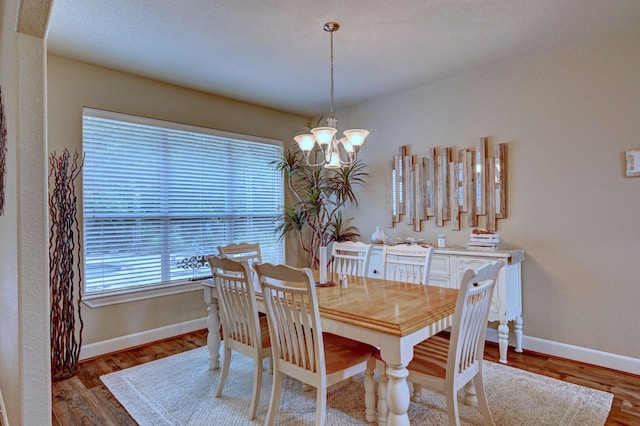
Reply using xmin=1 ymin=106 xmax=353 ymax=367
xmin=217 ymin=242 xmax=262 ymax=268
xmin=381 ymin=243 xmax=434 ymax=284
xmin=254 ymin=262 xmax=378 ymax=426
xmin=217 ymin=242 xmax=269 ymax=322
xmin=206 ymin=255 xmax=271 ymax=420
xmin=331 ymin=241 xmax=372 ymax=277
xmin=377 ymin=260 xmax=504 ymax=426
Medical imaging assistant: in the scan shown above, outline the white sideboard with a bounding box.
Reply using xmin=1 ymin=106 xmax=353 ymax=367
xmin=367 ymin=245 xmax=525 ymax=364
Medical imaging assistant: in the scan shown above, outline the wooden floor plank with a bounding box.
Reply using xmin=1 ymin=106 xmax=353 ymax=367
xmin=51 ymin=329 xmax=639 ymax=425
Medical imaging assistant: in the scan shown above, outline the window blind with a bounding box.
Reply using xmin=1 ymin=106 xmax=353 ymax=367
xmin=82 ymin=108 xmax=284 ymax=294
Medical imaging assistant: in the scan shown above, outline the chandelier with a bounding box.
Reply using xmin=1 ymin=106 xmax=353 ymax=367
xmin=294 ymin=22 xmax=369 ymax=169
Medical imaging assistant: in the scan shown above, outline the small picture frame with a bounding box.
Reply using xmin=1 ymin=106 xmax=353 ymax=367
xmin=625 ymin=149 xmax=640 ymax=177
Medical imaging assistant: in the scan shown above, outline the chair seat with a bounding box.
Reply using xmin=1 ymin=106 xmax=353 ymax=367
xmin=258 ymin=315 xmax=271 ymax=349
xmin=407 ymin=334 xmax=449 ymax=378
xmin=322 ymin=332 xmax=377 ymax=374
xmin=373 ymin=334 xmax=448 ymax=378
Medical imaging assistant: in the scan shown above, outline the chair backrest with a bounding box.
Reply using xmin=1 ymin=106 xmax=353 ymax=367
xmin=254 ymin=263 xmax=325 ymax=381
xmin=331 ymin=241 xmax=372 ymax=277
xmin=448 ymin=260 xmax=504 ymax=384
xmin=217 ymin=242 xmax=262 ymax=269
xmin=381 ymin=244 xmax=434 ymax=284
xmin=207 ymin=255 xmax=263 ymax=350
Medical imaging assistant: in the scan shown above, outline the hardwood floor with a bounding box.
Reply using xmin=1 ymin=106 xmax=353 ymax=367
xmin=52 ymin=329 xmax=639 ymax=425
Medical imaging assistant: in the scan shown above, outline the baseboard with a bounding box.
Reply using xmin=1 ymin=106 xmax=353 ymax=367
xmin=486 ymin=328 xmax=640 ymax=376
xmin=81 ymin=319 xmax=640 ymax=376
xmin=80 ymin=317 xmax=207 ymax=361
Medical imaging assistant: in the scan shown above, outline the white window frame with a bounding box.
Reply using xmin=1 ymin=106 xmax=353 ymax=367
xmin=81 ymin=108 xmax=284 ymax=307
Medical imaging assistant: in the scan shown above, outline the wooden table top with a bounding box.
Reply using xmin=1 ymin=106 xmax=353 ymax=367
xmin=204 ymin=272 xmax=458 ymax=338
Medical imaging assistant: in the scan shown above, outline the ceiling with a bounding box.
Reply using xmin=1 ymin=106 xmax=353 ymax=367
xmin=47 ymin=0 xmax=640 ymax=117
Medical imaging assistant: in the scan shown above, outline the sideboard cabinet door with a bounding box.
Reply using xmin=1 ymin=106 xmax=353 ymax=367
xmin=366 ymin=245 xmax=384 ymax=278
xmin=429 ymin=254 xmax=453 ymax=288
xmin=456 ymin=256 xmax=503 ymax=319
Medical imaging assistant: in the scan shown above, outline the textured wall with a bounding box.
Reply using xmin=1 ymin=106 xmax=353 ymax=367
xmin=342 ymin=29 xmax=640 ymax=359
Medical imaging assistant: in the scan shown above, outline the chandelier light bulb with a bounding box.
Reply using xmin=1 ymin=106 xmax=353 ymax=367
xmin=338 ymin=137 xmax=352 ymax=153
xmin=325 ymin=149 xmax=342 ymax=168
xmin=294 ymin=134 xmax=316 ymax=152
xmin=311 ymin=127 xmax=337 ymax=147
xmin=343 ymin=129 xmax=369 ymax=147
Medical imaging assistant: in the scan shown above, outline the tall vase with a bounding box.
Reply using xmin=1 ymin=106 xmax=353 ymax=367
xmin=371 ymin=226 xmax=387 ymax=244
xmin=319 ymin=245 xmax=328 ymax=284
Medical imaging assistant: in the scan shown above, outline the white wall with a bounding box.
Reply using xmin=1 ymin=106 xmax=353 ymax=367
xmin=344 ymin=29 xmax=640 ymax=360
xmin=0 ymin=0 xmax=51 ymax=424
xmin=47 ymin=55 xmax=307 ymax=346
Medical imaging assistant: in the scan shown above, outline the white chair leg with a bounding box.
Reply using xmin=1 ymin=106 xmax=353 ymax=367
xmin=316 ymin=385 xmax=327 ymax=426
xmin=302 ymin=382 xmax=313 ymax=392
xmin=364 ymin=358 xmax=376 ymax=422
xmin=445 ymin=387 xmax=461 ymax=426
xmin=265 ymin=370 xmax=282 ymax=426
xmin=411 ymin=382 xmax=422 ymax=403
xmin=215 ymin=345 xmax=231 ymax=397
xmin=248 ymin=357 xmax=263 ymax=420
xmin=473 ymin=374 xmax=495 ymax=426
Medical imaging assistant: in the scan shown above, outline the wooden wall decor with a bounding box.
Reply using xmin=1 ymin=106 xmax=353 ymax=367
xmin=387 ymin=139 xmax=508 ymax=231
xmin=0 ymin=86 xmax=7 ymax=216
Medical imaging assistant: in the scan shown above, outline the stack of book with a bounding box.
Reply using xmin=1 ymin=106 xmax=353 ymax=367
xmin=467 ymin=229 xmax=500 ymax=251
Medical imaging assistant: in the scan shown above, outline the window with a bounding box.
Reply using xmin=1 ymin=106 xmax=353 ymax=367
xmin=82 ymin=108 xmax=284 ymax=300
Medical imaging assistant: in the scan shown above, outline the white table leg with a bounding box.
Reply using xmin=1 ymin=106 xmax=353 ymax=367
xmin=206 ymin=299 xmax=221 ymax=370
xmin=498 ymin=320 xmax=509 ymax=364
xmin=514 ymin=315 xmax=523 ymax=353
xmin=386 ymin=363 xmax=411 ymax=426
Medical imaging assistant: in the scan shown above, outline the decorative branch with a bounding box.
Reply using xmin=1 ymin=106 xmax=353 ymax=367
xmin=49 ymin=148 xmax=84 ymax=381
xmin=0 ymin=86 xmax=7 ymax=216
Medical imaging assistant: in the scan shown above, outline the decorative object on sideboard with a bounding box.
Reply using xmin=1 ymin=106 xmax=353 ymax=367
xmin=293 ymin=22 xmax=369 ymax=169
xmin=0 ymin=86 xmax=7 ymax=216
xmin=371 ymin=226 xmax=387 ymax=244
xmin=467 ymin=228 xmax=500 ymax=251
xmin=390 ymin=237 xmax=431 ymax=246
xmin=387 ymin=138 xmax=507 ymax=231
xmin=625 ymin=149 xmax=640 ymax=177
xmin=49 ymin=148 xmax=84 ymax=380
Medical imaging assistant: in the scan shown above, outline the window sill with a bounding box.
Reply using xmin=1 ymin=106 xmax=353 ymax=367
xmin=83 ymin=280 xmax=206 ymax=308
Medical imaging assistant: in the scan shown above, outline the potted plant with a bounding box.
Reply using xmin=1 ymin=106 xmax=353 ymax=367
xmin=272 ymin=144 xmax=368 ymax=269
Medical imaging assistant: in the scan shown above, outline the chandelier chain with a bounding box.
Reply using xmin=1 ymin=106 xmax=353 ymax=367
xmin=293 ymin=22 xmax=368 ymax=168
xmin=329 ymin=28 xmax=335 ymax=117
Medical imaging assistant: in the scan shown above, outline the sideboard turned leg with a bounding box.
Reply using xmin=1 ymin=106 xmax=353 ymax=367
xmin=514 ymin=315 xmax=523 ymax=353
xmin=498 ymin=321 xmax=509 ymax=364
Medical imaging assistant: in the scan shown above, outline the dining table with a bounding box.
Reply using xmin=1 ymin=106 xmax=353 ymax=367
xmin=202 ymin=271 xmax=458 ymax=426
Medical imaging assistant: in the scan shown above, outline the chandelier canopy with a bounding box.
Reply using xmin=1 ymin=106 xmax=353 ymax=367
xmin=294 ymin=22 xmax=369 ymax=169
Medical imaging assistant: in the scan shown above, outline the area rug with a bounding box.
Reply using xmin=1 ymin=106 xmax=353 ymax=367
xmin=101 ymin=346 xmax=613 ymax=426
